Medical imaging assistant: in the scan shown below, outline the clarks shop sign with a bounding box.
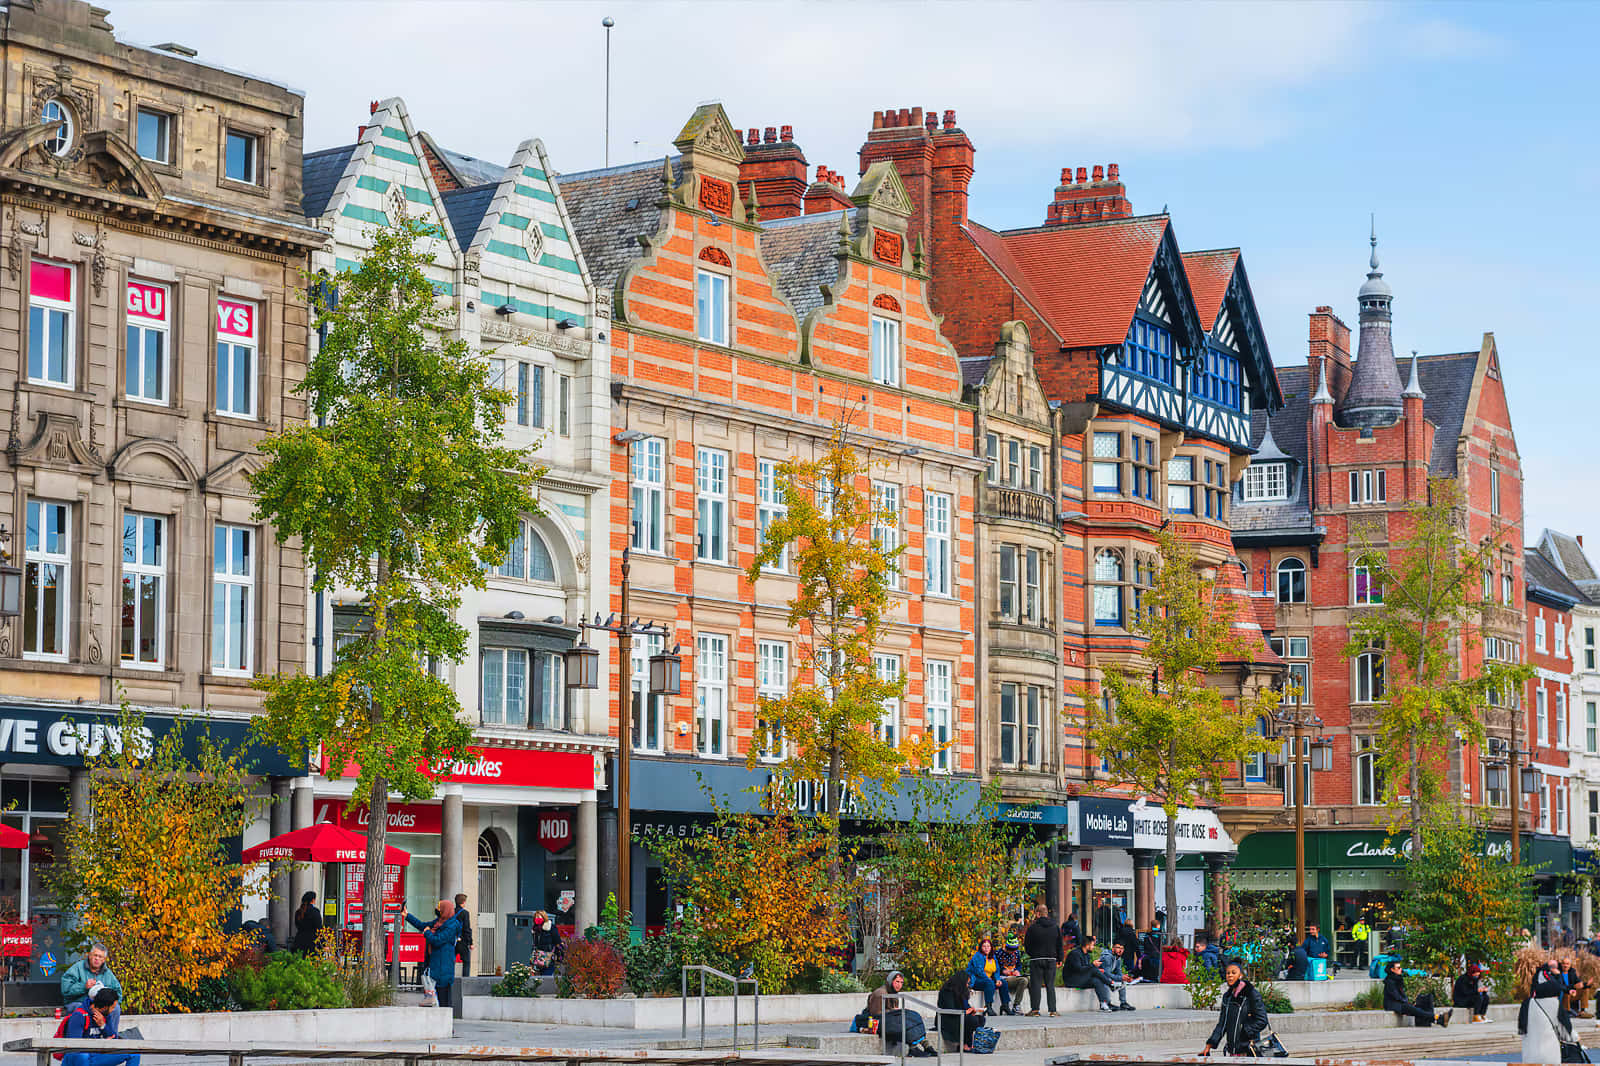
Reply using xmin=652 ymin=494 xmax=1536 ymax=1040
xmin=0 ymin=705 xmax=302 ymax=776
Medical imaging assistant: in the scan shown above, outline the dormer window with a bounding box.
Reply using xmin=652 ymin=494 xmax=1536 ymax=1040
xmin=1243 ymin=461 xmax=1288 ymax=502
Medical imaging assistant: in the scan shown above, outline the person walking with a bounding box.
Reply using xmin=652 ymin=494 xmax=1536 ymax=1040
xmin=61 ymin=988 xmax=138 ymax=1066
xmin=60 ymin=945 xmax=122 ymax=1008
xmin=1452 ymin=963 xmax=1491 ymax=1023
xmin=1384 ymin=959 xmax=1450 ymax=1027
xmin=1023 ymin=903 xmax=1063 ymax=1016
xmin=405 ymin=899 xmax=464 ymax=1008
xmin=866 ymin=971 xmax=935 ymax=1056
xmin=1063 ymin=933 xmax=1121 ymax=1013
xmin=967 ymin=935 xmax=1013 ymax=1015
xmin=453 ymin=893 xmax=473 ymax=978
xmin=292 ymin=892 xmax=323 ymax=954
xmin=1097 ymin=939 xmax=1136 ymax=1011
xmin=936 ymin=970 xmax=986 ymax=1052
xmin=1201 ymin=962 xmax=1268 ymax=1056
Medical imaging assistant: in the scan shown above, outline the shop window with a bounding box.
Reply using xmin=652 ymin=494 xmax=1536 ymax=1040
xmin=1277 ymin=557 xmax=1307 ymax=604
xmin=0 ymin=780 xmax=68 ymax=926
xmin=630 ymin=437 xmax=665 ymax=554
xmin=927 ymin=659 xmax=952 ymax=774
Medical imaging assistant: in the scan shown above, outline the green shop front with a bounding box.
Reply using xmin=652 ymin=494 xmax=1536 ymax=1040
xmin=1230 ymin=829 xmax=1574 ymax=963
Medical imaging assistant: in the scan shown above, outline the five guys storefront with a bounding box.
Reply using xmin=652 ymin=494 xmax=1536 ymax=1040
xmin=0 ymin=702 xmax=301 ymax=1004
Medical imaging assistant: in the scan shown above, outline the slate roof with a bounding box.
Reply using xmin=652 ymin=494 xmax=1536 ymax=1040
xmin=1182 ymin=248 xmax=1239 ymax=328
xmin=960 ymin=356 xmax=992 ymax=388
xmin=1411 ymin=352 xmax=1478 ymax=478
xmin=757 ymin=209 xmax=849 ymax=321
xmin=556 ymin=158 xmax=679 ymax=292
xmin=1527 ymin=547 xmax=1584 ymax=608
xmin=302 ymin=144 xmax=356 ymax=220
xmin=437 ymin=146 xmax=507 ymax=188
xmin=440 ymin=185 xmax=496 ymax=249
xmin=1535 ymin=530 xmax=1600 ymax=604
xmin=963 ymin=215 xmax=1170 ymax=348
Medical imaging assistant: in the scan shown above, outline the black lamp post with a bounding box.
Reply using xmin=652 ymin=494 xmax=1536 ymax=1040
xmin=1274 ymin=706 xmax=1327 ymax=942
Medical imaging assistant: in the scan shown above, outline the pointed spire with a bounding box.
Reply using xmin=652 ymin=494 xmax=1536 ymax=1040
xmin=1369 ymin=213 xmax=1379 ymax=271
xmin=1337 ymin=222 xmax=1404 ymax=428
xmin=835 ymin=210 xmax=851 ymax=253
xmin=743 ymin=180 xmax=760 ymax=224
xmin=1403 ymin=349 xmax=1425 ymax=398
xmin=660 ymin=156 xmax=675 ymax=191
xmin=1311 ymin=359 xmax=1334 ymax=405
xmin=1255 ymin=419 xmax=1290 ymax=461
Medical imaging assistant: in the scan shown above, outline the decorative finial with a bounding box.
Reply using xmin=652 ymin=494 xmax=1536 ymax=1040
xmin=1403 ymin=349 xmax=1425 ymax=399
xmin=660 ymin=156 xmax=674 ymax=191
xmin=836 ymin=211 xmax=851 ymax=252
xmin=1311 ymin=360 xmax=1333 ymax=405
xmin=743 ymin=181 xmax=760 ymax=224
xmin=912 ymin=233 xmax=926 ymax=273
xmin=1369 ymin=213 xmax=1379 ymax=271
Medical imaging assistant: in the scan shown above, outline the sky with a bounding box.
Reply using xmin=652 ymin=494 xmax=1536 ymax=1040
xmin=112 ymin=0 xmax=1600 ymax=544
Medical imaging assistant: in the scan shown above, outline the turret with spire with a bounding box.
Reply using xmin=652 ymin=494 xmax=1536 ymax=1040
xmin=1333 ymin=220 xmax=1405 ymax=429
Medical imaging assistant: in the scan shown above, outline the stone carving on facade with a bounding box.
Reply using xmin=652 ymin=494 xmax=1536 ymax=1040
xmin=523 ymin=219 xmax=545 ymax=262
xmin=26 ymin=63 xmax=96 ymax=169
xmin=9 ymin=410 xmax=106 ymax=472
xmin=479 ymin=316 xmax=590 ymax=358
xmin=872 ymin=229 xmax=903 ymax=266
xmin=84 ymin=586 xmax=103 ymax=665
xmin=594 ymin=291 xmax=613 ymax=321
xmin=463 ymin=252 xmax=481 ymax=288
xmin=698 ymin=176 xmax=733 ymax=217
xmin=74 ymin=227 xmax=107 ymax=294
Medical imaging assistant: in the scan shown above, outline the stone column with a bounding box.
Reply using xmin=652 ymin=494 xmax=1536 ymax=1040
xmin=1132 ymin=850 xmax=1157 ymax=930
xmin=269 ymin=776 xmax=293 ymax=949
xmin=290 ymin=779 xmax=316 ymax=905
xmin=440 ymin=786 xmax=464 ymax=901
xmin=599 ymin=809 xmax=619 ymax=912
xmin=1206 ymin=853 xmax=1231 ymax=934
xmin=69 ymin=767 xmax=90 ymax=825
xmin=576 ymin=800 xmax=599 ymax=933
xmin=1055 ymin=848 xmax=1073 ymax=923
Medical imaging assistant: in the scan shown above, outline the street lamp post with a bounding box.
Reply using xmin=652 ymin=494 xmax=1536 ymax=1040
xmin=1275 ymin=706 xmax=1328 ymax=942
xmin=0 ymin=526 xmax=22 ymax=619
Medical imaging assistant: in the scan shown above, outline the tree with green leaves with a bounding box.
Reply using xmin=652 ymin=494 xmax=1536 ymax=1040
xmin=744 ymin=421 xmax=919 ymax=837
xmin=250 ymin=214 xmax=542 ymax=976
xmin=1394 ymin=805 xmax=1534 ymax=982
xmin=1345 ymin=478 xmax=1533 ymax=838
xmin=1091 ymin=530 xmax=1277 ymax=937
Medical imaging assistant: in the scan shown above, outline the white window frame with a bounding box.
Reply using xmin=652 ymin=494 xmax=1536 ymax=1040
xmin=1355 ymin=736 xmax=1383 ymax=806
xmin=1242 ymin=462 xmax=1289 ymax=502
xmin=1091 ymin=432 xmax=1122 ymax=494
xmin=1541 ymin=780 xmax=1553 ymax=833
xmin=984 ymin=433 xmax=1000 ymax=483
xmin=41 ymin=99 xmax=74 ymax=155
xmin=1349 ymin=468 xmax=1388 ymax=505
xmin=1166 ymin=455 xmax=1195 ymax=514
xmin=1277 ymin=557 xmax=1307 ymax=604
xmin=557 ymin=372 xmax=572 ymax=437
xmin=120 ymin=512 xmax=166 ymax=669
xmin=757 ymin=458 xmax=788 ymax=573
xmin=874 ymin=653 xmax=900 ymax=747
xmin=631 ymin=437 xmax=665 ymax=554
xmin=28 ymin=260 xmax=75 ymax=389
xmin=756 ymin=640 xmax=788 ymax=763
xmin=1558 ymin=782 xmax=1570 ymax=835
xmin=927 ymin=659 xmax=952 ymax=774
xmin=491 ymin=357 xmax=545 ymax=429
xmin=533 ymin=650 xmax=565 ymax=731
xmin=999 ymin=682 xmax=1019 ymax=767
xmin=125 ymin=279 xmax=171 ymax=404
xmin=480 ymin=646 xmax=529 ymax=727
xmin=1537 ymin=686 xmax=1550 ymax=746
xmin=1023 ymin=546 xmax=1042 ymax=625
xmin=23 ymin=499 xmax=71 ymax=661
xmin=1354 ymin=650 xmax=1384 ymax=704
xmin=1490 ymin=468 xmax=1501 ymax=516
xmin=630 ymin=633 xmax=665 ymax=753
xmin=869 ymin=314 xmax=902 ymax=387
xmin=695 ymin=446 xmax=728 ymax=563
xmin=925 ymin=491 xmax=951 ymax=597
xmin=1588 ymin=700 xmax=1598 ymax=755
xmin=215 ymin=298 xmax=258 ymax=418
xmin=695 ymin=633 xmax=728 ymax=757
xmin=1557 ymin=621 xmax=1567 ymax=659
xmin=998 ymin=545 xmax=1017 ymax=621
xmin=1007 ymin=439 xmax=1021 ymax=487
xmin=872 ymin=481 xmax=901 ymax=587
xmin=1558 ymin=690 xmax=1568 ymax=748
xmin=1024 ymin=684 xmax=1042 ymax=769
xmin=696 ymin=268 xmax=729 ymax=345
xmin=211 ymin=524 xmax=255 ymax=676
xmin=1536 ymin=613 xmax=1547 ymax=653
xmin=1589 ymin=789 xmax=1599 ymax=841
xmin=1027 ymin=445 xmax=1044 ymax=492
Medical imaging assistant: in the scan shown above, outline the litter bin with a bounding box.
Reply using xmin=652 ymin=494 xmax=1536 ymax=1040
xmin=503 ymin=911 xmax=538 ymax=969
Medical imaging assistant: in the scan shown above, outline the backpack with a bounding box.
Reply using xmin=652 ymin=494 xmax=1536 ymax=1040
xmin=52 ymin=1007 xmax=90 ymax=1060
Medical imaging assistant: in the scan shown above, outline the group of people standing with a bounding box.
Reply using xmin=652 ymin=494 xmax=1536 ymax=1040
xmin=292 ymin=890 xmax=475 ymax=1007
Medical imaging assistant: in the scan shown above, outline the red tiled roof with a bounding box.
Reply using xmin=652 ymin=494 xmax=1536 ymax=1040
xmin=970 ymin=215 xmax=1170 ymax=349
xmin=1182 ymin=248 xmax=1239 ymax=329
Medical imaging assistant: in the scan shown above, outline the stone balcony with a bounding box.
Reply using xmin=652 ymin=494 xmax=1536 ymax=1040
xmin=981 ymin=482 xmax=1057 ymax=527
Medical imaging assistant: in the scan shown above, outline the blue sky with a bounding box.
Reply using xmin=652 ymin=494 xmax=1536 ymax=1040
xmin=117 ymin=0 xmax=1599 ymax=543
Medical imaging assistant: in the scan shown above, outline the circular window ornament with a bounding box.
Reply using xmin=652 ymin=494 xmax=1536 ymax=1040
xmin=41 ymin=99 xmax=74 ymax=156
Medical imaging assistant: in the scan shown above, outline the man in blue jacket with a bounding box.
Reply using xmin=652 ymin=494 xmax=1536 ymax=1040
xmin=62 ymin=988 xmax=138 ymax=1066
xmin=405 ymin=899 xmax=464 ymax=1008
xmin=1302 ymin=923 xmax=1332 ymax=977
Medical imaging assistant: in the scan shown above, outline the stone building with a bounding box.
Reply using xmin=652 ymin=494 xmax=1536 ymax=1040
xmin=559 ymin=104 xmax=982 ymax=935
xmin=299 ymin=98 xmax=611 ymax=967
xmin=0 ymin=0 xmax=317 ymax=983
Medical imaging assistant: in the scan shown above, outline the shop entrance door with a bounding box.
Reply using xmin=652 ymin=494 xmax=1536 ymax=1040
xmin=477 ymin=832 xmax=500 ymax=974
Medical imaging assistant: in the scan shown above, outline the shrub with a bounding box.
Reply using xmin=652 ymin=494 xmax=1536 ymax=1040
xmin=816 ymin=969 xmax=866 ymax=995
xmin=1351 ymin=985 xmax=1384 ymax=1010
xmin=232 ymin=952 xmax=348 ymax=1011
xmin=562 ymin=936 xmax=626 ymax=999
xmin=1185 ymin=953 xmax=1222 ymax=1011
xmin=490 ymin=963 xmax=539 ymax=998
xmin=625 ymin=920 xmax=731 ymax=997
xmin=170 ymin=974 xmax=240 ymax=1014
xmin=1258 ymin=982 xmax=1294 ymax=1015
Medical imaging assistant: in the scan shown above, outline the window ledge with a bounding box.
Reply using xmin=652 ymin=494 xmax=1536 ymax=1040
xmin=205 ymin=411 xmax=270 ymax=430
xmin=218 ymin=176 xmax=270 ymax=200
xmin=112 ymin=666 xmax=184 ymax=683
xmin=115 ymin=396 xmax=186 ymax=417
xmin=204 ymin=672 xmax=258 ymax=688
xmin=10 ymin=658 xmax=104 ymax=676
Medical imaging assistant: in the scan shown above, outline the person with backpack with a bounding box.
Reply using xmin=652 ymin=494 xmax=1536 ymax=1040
xmin=58 ymin=987 xmax=137 ymax=1066
xmin=453 ymin=893 xmax=473 ymax=978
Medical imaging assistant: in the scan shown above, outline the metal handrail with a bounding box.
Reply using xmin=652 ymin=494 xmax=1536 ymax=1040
xmin=885 ymin=992 xmax=968 ymax=1066
xmin=680 ymin=963 xmax=760 ymax=1051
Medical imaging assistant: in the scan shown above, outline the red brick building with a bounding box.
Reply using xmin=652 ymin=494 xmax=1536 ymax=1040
xmin=1525 ymin=550 xmax=1575 ymax=850
xmin=559 ymin=105 xmax=981 ymax=928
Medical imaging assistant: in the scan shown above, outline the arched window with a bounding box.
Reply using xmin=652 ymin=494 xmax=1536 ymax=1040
xmin=1093 ymin=549 xmax=1124 ymax=627
xmin=493 ymin=519 xmax=559 ymax=583
xmin=41 ymin=99 xmax=73 ymax=156
xmin=1277 ymin=557 xmax=1307 ymax=604
xmin=1245 ymin=715 xmax=1269 ymax=782
xmin=1354 ymin=650 xmax=1385 ymax=703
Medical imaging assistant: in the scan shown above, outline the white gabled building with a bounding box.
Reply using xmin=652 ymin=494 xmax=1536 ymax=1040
xmin=299 ymin=98 xmax=612 ymax=971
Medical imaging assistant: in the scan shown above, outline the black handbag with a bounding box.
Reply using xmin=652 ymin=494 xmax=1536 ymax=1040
xmin=1250 ymin=1027 xmax=1290 ymax=1058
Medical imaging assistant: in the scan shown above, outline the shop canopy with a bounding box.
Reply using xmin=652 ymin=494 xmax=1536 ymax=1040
xmin=0 ymin=824 xmax=29 ymax=849
xmin=241 ymin=822 xmax=410 ymax=866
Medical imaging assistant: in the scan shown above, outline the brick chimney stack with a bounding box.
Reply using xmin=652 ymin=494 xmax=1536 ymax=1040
xmin=804 ymin=165 xmax=854 ymax=214
xmin=737 ymin=124 xmax=808 ymax=221
xmin=1307 ymin=305 xmax=1353 ymax=407
xmin=857 ymin=106 xmax=972 ymax=277
xmin=1044 ymin=163 xmax=1132 ymax=225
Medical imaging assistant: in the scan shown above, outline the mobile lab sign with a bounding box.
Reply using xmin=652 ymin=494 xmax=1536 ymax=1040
xmin=0 ymin=705 xmax=302 ymax=775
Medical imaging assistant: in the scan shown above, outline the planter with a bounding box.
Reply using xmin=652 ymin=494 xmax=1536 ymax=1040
xmin=461 ymin=977 xmax=1381 ymax=1028
xmin=0 ymin=1004 xmax=452 ymax=1045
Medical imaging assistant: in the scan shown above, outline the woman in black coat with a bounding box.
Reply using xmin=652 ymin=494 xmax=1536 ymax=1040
xmin=291 ymin=891 xmax=323 ymax=954
xmin=936 ymin=970 xmax=986 ymax=1051
xmin=1203 ymin=962 xmax=1269 ymax=1056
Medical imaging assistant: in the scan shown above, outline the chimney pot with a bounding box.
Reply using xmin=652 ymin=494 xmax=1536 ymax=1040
xmin=780 ymin=125 xmax=793 ymax=142
xmin=1092 ymin=165 xmax=1105 ymax=182
xmin=369 ymin=100 xmax=379 ymax=115
xmin=898 ymin=107 xmax=912 ymax=127
xmin=942 ymin=109 xmax=956 ymax=130
xmin=747 ymin=128 xmax=759 ymax=145
xmin=357 ymin=124 xmax=366 ymax=140
xmin=763 ymin=126 xmax=777 ymax=144
xmin=1580 ymin=535 xmax=1586 ymax=547
xmin=872 ymin=111 xmax=884 ymax=130
xmin=1060 ymin=167 xmax=1071 ymax=184
xmin=1315 ymin=305 xmax=1333 ymax=314
xmin=911 ymin=107 xmax=923 ymax=127
xmin=1108 ymin=163 xmax=1120 ymax=181
xmin=925 ymin=111 xmax=938 ymax=132
xmin=1076 ymin=167 xmax=1088 ymax=183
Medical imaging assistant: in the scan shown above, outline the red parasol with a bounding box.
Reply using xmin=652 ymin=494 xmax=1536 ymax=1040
xmin=241 ymin=822 xmax=410 ymax=866
xmin=0 ymin=824 xmax=29 ymax=849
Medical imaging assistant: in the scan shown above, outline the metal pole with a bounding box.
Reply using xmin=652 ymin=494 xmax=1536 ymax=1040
xmin=700 ymin=968 xmax=707 ymax=1050
xmin=1512 ymin=703 xmax=1522 ymax=864
xmin=681 ymin=967 xmax=687 ymax=1038
xmin=618 ymin=547 xmax=632 ymax=921
xmin=602 ymin=17 xmax=614 ymax=167
xmin=1294 ymin=716 xmax=1306 ymax=943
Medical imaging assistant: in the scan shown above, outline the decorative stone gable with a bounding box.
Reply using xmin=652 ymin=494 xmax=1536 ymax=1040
xmin=849 ymin=161 xmax=913 ymax=267
xmin=672 ymin=103 xmax=744 ymax=216
xmin=7 ymin=410 xmax=104 ymax=473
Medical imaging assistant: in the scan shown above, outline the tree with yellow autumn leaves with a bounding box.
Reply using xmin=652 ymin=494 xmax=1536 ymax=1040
xmin=48 ymin=704 xmax=266 ymax=1013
